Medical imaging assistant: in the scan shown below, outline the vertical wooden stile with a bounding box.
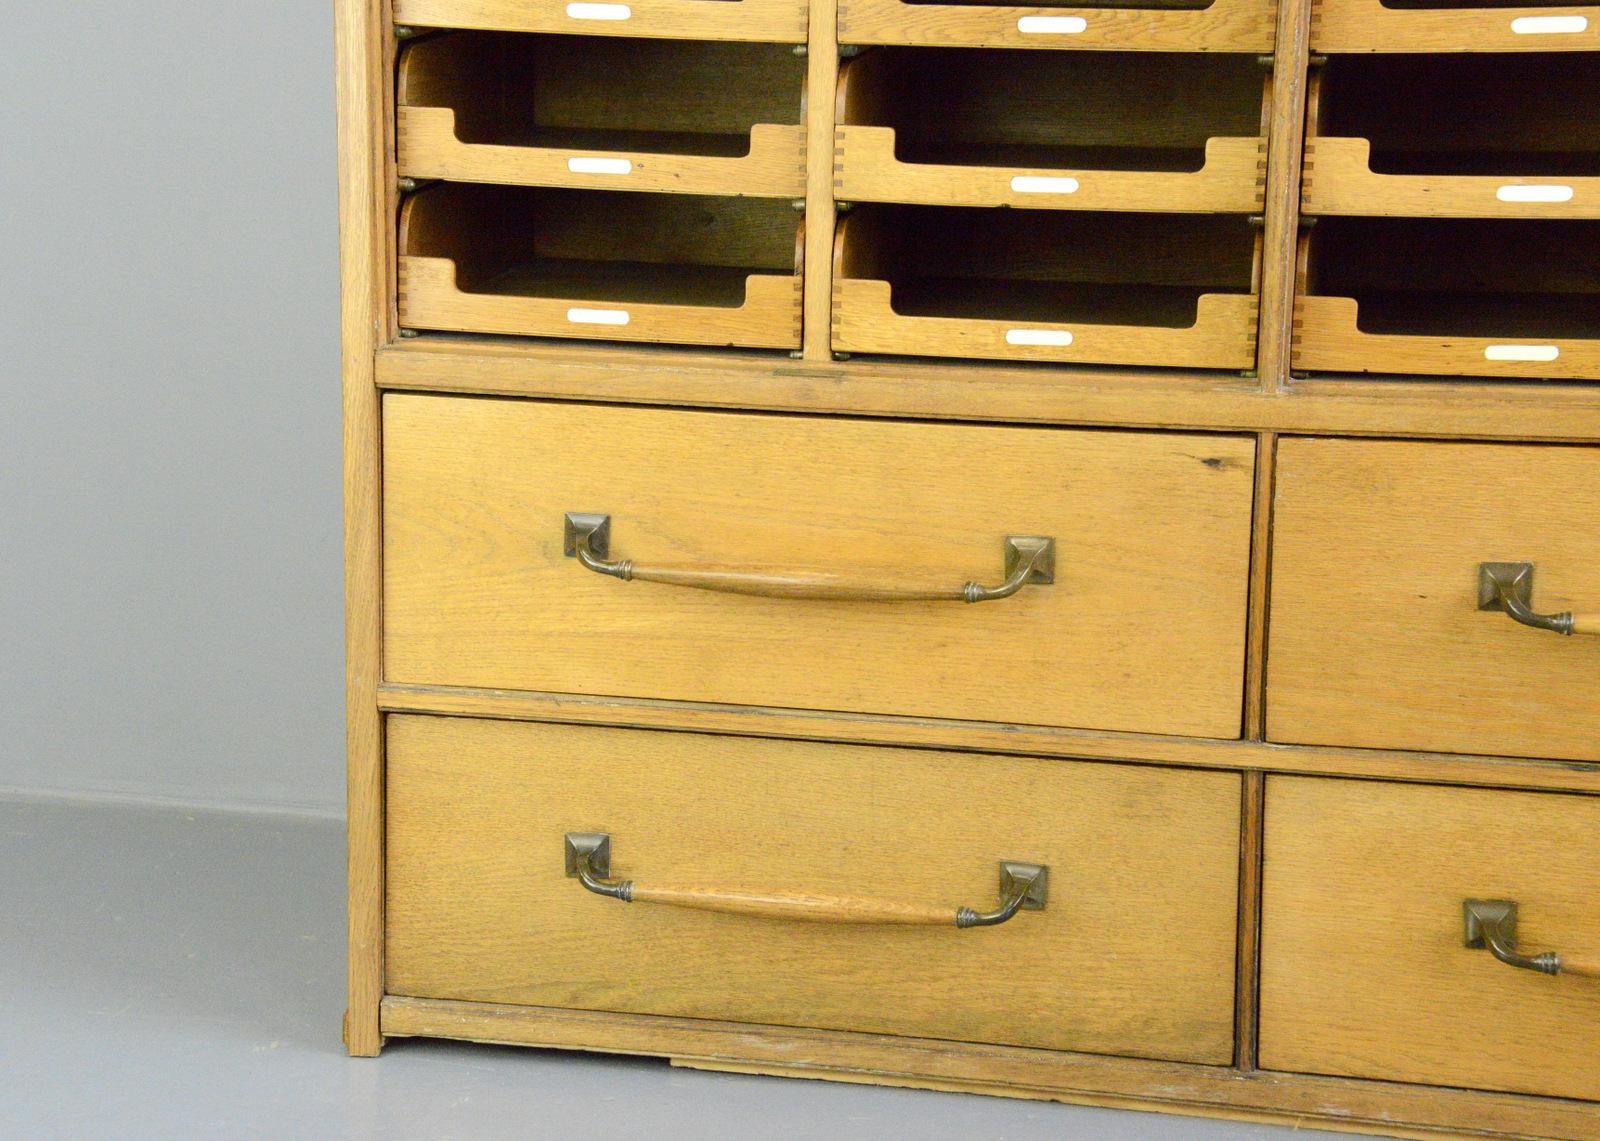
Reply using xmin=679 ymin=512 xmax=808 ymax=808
xmin=1235 ymin=427 xmax=1276 ymax=1071
xmin=1256 ymin=0 xmax=1314 ymax=388
xmin=1234 ymin=770 xmax=1266 ymax=1070
xmin=337 ymin=0 xmax=390 ymax=1057
xmin=802 ymin=0 xmax=840 ymax=360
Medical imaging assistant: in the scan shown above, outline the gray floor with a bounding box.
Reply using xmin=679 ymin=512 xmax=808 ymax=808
xmin=0 ymin=795 xmax=1333 ymax=1140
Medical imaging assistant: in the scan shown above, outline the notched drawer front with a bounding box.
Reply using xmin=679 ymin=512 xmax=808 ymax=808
xmin=1260 ymin=777 xmax=1600 ymax=1102
xmin=1268 ymin=438 xmax=1600 ymax=761
xmin=385 ymin=714 xmax=1243 ymax=1063
xmin=382 ymin=395 xmax=1256 ymax=737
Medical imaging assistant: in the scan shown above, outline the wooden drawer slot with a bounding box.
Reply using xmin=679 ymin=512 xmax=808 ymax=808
xmin=1261 ymin=777 xmax=1600 ymax=1102
xmin=836 ymin=0 xmax=1275 ymax=52
xmin=397 ymin=33 xmax=805 ymax=197
xmin=1267 ymin=438 xmax=1600 ymax=761
xmin=386 ymin=714 xmax=1244 ymax=1063
xmin=383 ymin=396 xmax=1257 ymax=738
xmin=1293 ymin=217 xmax=1600 ymax=379
xmin=398 ymin=183 xmax=803 ymax=348
xmin=392 ymin=0 xmax=808 ymax=44
xmin=1312 ymin=0 xmax=1599 ymax=51
xmin=834 ymin=48 xmax=1267 ymax=212
xmin=832 ymin=205 xmax=1260 ymax=366
xmin=1304 ymin=56 xmax=1600 ymax=218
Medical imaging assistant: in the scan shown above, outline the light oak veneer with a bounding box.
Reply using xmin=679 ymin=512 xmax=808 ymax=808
xmin=1261 ymin=777 xmax=1600 ymax=1102
xmin=386 ymin=714 xmax=1244 ymax=1062
xmin=382 ymin=395 xmax=1257 ymax=737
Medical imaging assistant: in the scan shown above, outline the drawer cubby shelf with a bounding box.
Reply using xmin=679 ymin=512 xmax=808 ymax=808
xmin=398 ymin=33 xmax=806 ymax=197
xmin=398 ymin=183 xmax=803 ymax=348
xmin=393 ymin=0 xmax=808 ymax=44
xmin=836 ymin=0 xmax=1276 ymax=52
xmin=1293 ymin=217 xmax=1600 ymax=379
xmin=832 ymin=206 xmax=1259 ymax=366
xmin=1303 ymin=55 xmax=1600 ymax=218
xmin=1311 ymin=0 xmax=1598 ymax=52
xmin=834 ymin=48 xmax=1267 ymax=211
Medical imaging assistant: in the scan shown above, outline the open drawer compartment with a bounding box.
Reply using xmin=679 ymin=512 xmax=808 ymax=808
xmin=398 ymin=33 xmax=805 ymax=197
xmin=832 ymin=206 xmax=1259 ymax=366
xmin=1311 ymin=0 xmax=1598 ymax=52
xmin=834 ymin=48 xmax=1267 ymax=212
xmin=1303 ymin=56 xmax=1600 ymax=218
xmin=1293 ymin=217 xmax=1600 ymax=379
xmin=398 ymin=183 xmax=803 ymax=349
xmin=392 ymin=0 xmax=807 ymax=44
xmin=836 ymin=0 xmax=1275 ymax=51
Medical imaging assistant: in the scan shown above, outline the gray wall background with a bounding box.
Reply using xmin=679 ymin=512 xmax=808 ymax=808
xmin=2 ymin=3 xmax=344 ymax=813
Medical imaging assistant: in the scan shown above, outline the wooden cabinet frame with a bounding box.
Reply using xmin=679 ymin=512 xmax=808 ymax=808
xmin=339 ymin=0 xmax=1600 ymax=1133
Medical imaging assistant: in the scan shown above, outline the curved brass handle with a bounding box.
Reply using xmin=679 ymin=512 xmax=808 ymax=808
xmin=1464 ymin=900 xmax=1600 ymax=978
xmin=565 ymin=833 xmax=1048 ymax=929
xmin=564 ymin=513 xmax=1054 ymax=603
xmin=1478 ymin=562 xmax=1598 ymax=636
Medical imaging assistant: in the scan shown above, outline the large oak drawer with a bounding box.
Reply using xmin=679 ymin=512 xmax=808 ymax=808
xmin=383 ymin=396 xmax=1256 ymax=737
xmin=1268 ymin=438 xmax=1600 ymax=761
xmin=1260 ymin=777 xmax=1600 ymax=1102
xmin=385 ymin=714 xmax=1243 ymax=1062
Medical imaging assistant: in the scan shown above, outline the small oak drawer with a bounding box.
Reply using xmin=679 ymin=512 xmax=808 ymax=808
xmin=1260 ymin=777 xmax=1600 ymax=1102
xmin=397 ymin=34 xmax=807 ymax=198
xmin=385 ymin=714 xmax=1243 ymax=1063
xmin=392 ymin=0 xmax=809 ymax=44
xmin=1268 ymin=438 xmax=1600 ymax=760
xmin=382 ymin=395 xmax=1257 ymax=737
xmin=835 ymin=0 xmax=1276 ymax=53
xmin=1311 ymin=0 xmax=1598 ymax=53
xmin=398 ymin=185 xmax=804 ymax=350
xmin=833 ymin=48 xmax=1268 ymax=214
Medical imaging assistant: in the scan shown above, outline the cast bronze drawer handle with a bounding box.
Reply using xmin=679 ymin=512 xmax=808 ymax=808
xmin=1463 ymin=900 xmax=1600 ymax=978
xmin=564 ymin=513 xmax=1054 ymax=603
xmin=564 ymin=832 xmax=1048 ymax=929
xmin=1478 ymin=562 xmax=1598 ymax=636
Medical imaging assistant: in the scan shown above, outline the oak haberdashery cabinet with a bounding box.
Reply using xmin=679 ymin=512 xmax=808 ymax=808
xmin=337 ymin=0 xmax=1600 ymax=1132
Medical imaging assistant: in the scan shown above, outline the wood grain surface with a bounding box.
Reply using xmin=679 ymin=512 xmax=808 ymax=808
xmin=394 ymin=0 xmax=809 ymax=42
xmin=382 ymin=395 xmax=1257 ymax=737
xmin=374 ymin=338 xmax=1600 ymax=442
xmin=1260 ymin=776 xmax=1600 ymax=1102
xmin=1312 ymin=0 xmax=1600 ymax=53
xmin=838 ymin=0 xmax=1276 ymax=51
xmin=382 ymin=996 xmax=1600 ymax=1138
xmin=336 ymin=0 xmax=387 ymax=1058
xmin=385 ymin=714 xmax=1243 ymax=1062
xmin=1268 ymin=438 xmax=1600 ymax=761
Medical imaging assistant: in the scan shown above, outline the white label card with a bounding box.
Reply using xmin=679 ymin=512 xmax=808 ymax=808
xmin=1017 ymin=15 xmax=1088 ymax=32
xmin=1510 ymin=15 xmax=1588 ymax=33
xmin=1006 ymin=329 xmax=1074 ymax=347
xmin=566 ymin=3 xmax=632 ymax=18
xmin=568 ymin=308 xmax=631 ymax=326
xmin=1485 ymin=344 xmax=1559 ymax=362
xmin=1011 ymin=176 xmax=1081 ymax=194
xmin=568 ymin=157 xmax=634 ymax=175
xmin=1496 ymin=184 xmax=1574 ymax=203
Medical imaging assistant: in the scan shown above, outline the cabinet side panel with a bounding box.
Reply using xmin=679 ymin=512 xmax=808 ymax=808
xmin=338 ymin=0 xmax=389 ymax=1057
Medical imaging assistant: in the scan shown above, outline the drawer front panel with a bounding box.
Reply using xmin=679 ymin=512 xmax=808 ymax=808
xmin=383 ymin=396 xmax=1256 ymax=737
xmin=1268 ymin=438 xmax=1600 ymax=760
xmin=385 ymin=714 xmax=1243 ymax=1063
xmin=1260 ymin=777 xmax=1600 ymax=1101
